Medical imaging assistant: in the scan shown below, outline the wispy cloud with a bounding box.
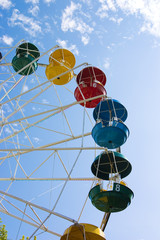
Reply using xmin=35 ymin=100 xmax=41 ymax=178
xmin=22 ymin=85 xmax=29 ymax=92
xmin=5 ymin=127 xmax=12 ymax=134
xmin=8 ymin=9 xmax=42 ymax=36
xmin=56 ymin=39 xmax=79 ymax=55
xmin=43 ymin=0 xmax=55 ymax=4
xmin=97 ymin=0 xmax=116 ymax=18
xmin=33 ymin=137 xmax=40 ymax=143
xmin=25 ymin=0 xmax=39 ymax=4
xmin=0 ymin=35 xmax=14 ymax=45
xmin=61 ymin=1 xmax=93 ymax=45
xmin=103 ymin=58 xmax=110 ymax=69
xmin=116 ymin=0 xmax=160 ymax=37
xmin=96 ymin=0 xmax=160 ymax=38
xmin=0 ymin=0 xmax=13 ymax=9
xmin=81 ymin=35 xmax=90 ymax=45
xmin=109 ymin=16 xmax=123 ymax=24
xmin=44 ymin=22 xmax=51 ymax=33
xmin=0 ymin=109 xmax=5 ymax=118
xmin=42 ymin=99 xmax=49 ymax=104
xmin=28 ymin=5 xmax=39 ymax=16
xmin=80 ymin=0 xmax=92 ymax=5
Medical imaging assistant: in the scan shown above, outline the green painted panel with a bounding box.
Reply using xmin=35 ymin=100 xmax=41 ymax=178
xmin=12 ymin=53 xmax=38 ymax=75
xmin=16 ymin=42 xmax=40 ymax=59
xmin=89 ymin=183 xmax=134 ymax=213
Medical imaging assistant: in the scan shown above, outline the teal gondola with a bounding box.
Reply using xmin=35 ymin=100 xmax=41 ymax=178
xmin=12 ymin=42 xmax=40 ymax=75
xmin=92 ymin=120 xmax=129 ymax=149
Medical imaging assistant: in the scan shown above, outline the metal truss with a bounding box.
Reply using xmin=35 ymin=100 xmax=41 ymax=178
xmin=0 ymin=41 xmax=109 ymax=239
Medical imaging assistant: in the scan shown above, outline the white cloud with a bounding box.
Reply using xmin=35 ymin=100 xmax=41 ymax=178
xmin=1 ymin=35 xmax=13 ymax=45
xmin=28 ymin=5 xmax=39 ymax=16
xmin=96 ymin=0 xmax=160 ymax=38
xmin=109 ymin=16 xmax=123 ymax=24
xmin=61 ymin=1 xmax=93 ymax=45
xmin=138 ymin=1 xmax=160 ymax=37
xmin=116 ymin=0 xmax=144 ymax=14
xmin=96 ymin=0 xmax=116 ymax=18
xmin=42 ymin=99 xmax=49 ymax=104
xmin=5 ymin=127 xmax=11 ymax=134
xmin=103 ymin=58 xmax=110 ymax=69
xmin=81 ymin=34 xmax=90 ymax=45
xmin=8 ymin=9 xmax=42 ymax=36
xmin=12 ymin=123 xmax=18 ymax=127
xmin=117 ymin=0 xmax=160 ymax=37
xmin=44 ymin=22 xmax=51 ymax=33
xmin=80 ymin=0 xmax=92 ymax=4
xmin=0 ymin=0 xmax=13 ymax=9
xmin=43 ymin=0 xmax=55 ymax=4
xmin=0 ymin=109 xmax=5 ymax=118
xmin=33 ymin=137 xmax=40 ymax=143
xmin=25 ymin=0 xmax=39 ymax=4
xmin=115 ymin=0 xmax=160 ymax=37
xmin=4 ymin=103 xmax=12 ymax=113
xmin=123 ymin=35 xmax=133 ymax=40
xmin=56 ymin=39 xmax=79 ymax=55
xmin=107 ymin=0 xmax=117 ymax=11
xmin=22 ymin=85 xmax=29 ymax=92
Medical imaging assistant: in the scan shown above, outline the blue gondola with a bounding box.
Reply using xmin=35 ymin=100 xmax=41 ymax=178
xmin=92 ymin=120 xmax=129 ymax=149
xmin=93 ymin=99 xmax=128 ymax=122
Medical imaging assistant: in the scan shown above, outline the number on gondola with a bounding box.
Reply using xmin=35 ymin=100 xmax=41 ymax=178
xmin=115 ymin=183 xmax=120 ymax=192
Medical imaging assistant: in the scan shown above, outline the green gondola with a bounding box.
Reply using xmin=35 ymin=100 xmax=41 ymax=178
xmin=12 ymin=42 xmax=40 ymax=75
xmin=89 ymin=183 xmax=134 ymax=213
xmin=91 ymin=151 xmax=132 ymax=180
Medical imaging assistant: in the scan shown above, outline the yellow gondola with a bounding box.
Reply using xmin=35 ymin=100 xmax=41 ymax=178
xmin=45 ymin=63 xmax=73 ymax=85
xmin=60 ymin=223 xmax=106 ymax=240
xmin=49 ymin=48 xmax=76 ymax=68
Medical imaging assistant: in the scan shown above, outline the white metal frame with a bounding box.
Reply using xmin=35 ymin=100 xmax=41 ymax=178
xmin=0 ymin=41 xmax=108 ymax=239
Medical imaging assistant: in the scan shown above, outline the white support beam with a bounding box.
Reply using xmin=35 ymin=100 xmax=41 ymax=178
xmin=0 ymin=94 xmax=106 ymax=127
xmin=0 ymin=146 xmax=104 ymax=152
xmin=0 ymin=132 xmax=92 ymax=160
xmin=0 ymin=209 xmax=61 ymax=237
xmin=0 ymin=190 xmax=77 ymax=223
xmin=0 ymin=39 xmax=24 ymax=64
xmin=0 ymin=177 xmax=99 ymax=181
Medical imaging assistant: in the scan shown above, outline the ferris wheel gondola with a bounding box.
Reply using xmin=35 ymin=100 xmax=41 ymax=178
xmin=45 ymin=48 xmax=76 ymax=85
xmin=91 ymin=99 xmax=130 ymax=149
xmin=74 ymin=66 xmax=107 ymax=108
xmin=12 ymin=42 xmax=40 ymax=75
xmin=60 ymin=223 xmax=106 ymax=240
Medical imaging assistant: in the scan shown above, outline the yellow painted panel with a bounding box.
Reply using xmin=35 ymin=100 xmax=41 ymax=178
xmin=49 ymin=49 xmax=76 ymax=68
xmin=61 ymin=223 xmax=106 ymax=240
xmin=45 ymin=64 xmax=73 ymax=85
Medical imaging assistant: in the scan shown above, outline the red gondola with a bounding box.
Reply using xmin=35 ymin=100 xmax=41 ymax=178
xmin=74 ymin=82 xmax=107 ymax=108
xmin=76 ymin=66 xmax=107 ymax=86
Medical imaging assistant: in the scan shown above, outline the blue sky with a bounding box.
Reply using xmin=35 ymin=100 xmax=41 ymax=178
xmin=0 ymin=0 xmax=160 ymax=240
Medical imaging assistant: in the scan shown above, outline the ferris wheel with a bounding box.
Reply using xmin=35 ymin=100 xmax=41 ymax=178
xmin=0 ymin=40 xmax=134 ymax=240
